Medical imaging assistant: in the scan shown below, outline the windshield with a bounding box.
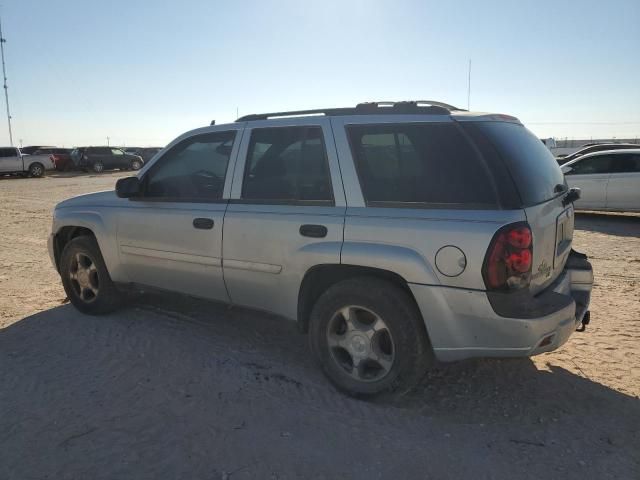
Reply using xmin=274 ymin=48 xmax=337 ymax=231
xmin=471 ymin=122 xmax=566 ymax=206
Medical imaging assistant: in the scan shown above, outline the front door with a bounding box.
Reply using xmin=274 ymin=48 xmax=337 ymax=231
xmin=223 ymin=120 xmax=346 ymax=320
xmin=564 ymin=154 xmax=613 ymax=209
xmin=116 ymin=127 xmax=242 ymax=301
xmin=110 ymin=148 xmax=128 ymax=169
xmin=0 ymin=147 xmax=21 ymax=172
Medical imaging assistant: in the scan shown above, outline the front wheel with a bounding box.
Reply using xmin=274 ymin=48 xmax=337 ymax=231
xmin=28 ymin=163 xmax=44 ymax=177
xmin=59 ymin=236 xmax=122 ymax=314
xmin=309 ymin=277 xmax=432 ymax=398
xmin=130 ymin=159 xmax=142 ymax=170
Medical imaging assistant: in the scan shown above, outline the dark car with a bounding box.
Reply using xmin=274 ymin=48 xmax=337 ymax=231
xmin=558 ymin=143 xmax=639 ymax=165
xmin=138 ymin=147 xmax=163 ymax=162
xmin=71 ymin=146 xmax=144 ymax=173
xmin=33 ymin=147 xmax=73 ymax=171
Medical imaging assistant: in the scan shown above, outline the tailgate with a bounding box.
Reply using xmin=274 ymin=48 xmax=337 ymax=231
xmin=525 ymin=197 xmax=574 ymax=294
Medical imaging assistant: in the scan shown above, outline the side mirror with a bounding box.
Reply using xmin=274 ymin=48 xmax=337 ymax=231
xmin=562 ymin=187 xmax=581 ymax=206
xmin=116 ymin=176 xmax=141 ymax=198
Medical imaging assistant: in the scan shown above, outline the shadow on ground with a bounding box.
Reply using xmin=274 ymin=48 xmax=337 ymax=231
xmin=1 ymin=296 xmax=639 ymax=479
xmin=575 ymin=211 xmax=640 ymax=238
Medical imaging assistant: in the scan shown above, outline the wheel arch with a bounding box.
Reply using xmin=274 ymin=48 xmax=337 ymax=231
xmin=297 ymin=264 xmax=421 ymax=334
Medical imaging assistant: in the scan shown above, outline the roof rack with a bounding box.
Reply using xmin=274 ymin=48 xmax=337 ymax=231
xmin=235 ymin=100 xmax=465 ymax=122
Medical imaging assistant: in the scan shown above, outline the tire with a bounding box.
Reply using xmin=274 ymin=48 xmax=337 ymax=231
xmin=130 ymin=159 xmax=142 ymax=170
xmin=28 ymin=163 xmax=45 ymax=178
xmin=92 ymin=162 xmax=104 ymax=173
xmin=59 ymin=235 xmax=122 ymax=315
xmin=309 ymin=277 xmax=432 ymax=398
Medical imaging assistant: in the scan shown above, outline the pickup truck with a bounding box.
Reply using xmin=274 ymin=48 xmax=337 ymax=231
xmin=0 ymin=146 xmax=55 ymax=177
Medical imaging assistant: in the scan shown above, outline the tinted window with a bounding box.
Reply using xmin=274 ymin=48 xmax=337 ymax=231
xmin=611 ymin=154 xmax=640 ymax=173
xmin=347 ymin=123 xmax=497 ymax=206
xmin=242 ymin=126 xmax=333 ymax=202
xmin=89 ymin=147 xmax=111 ymax=155
xmin=469 ymin=122 xmax=566 ymax=206
xmin=0 ymin=147 xmax=16 ymax=158
xmin=568 ymin=155 xmax=614 ymax=175
xmin=111 ymin=148 xmax=124 ymax=156
xmin=145 ymin=131 xmax=235 ymax=201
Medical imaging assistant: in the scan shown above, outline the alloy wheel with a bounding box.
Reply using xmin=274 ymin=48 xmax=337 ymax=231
xmin=69 ymin=252 xmax=100 ymax=303
xmin=327 ymin=305 xmax=395 ymax=382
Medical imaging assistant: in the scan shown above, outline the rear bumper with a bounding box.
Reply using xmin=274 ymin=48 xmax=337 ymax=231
xmin=410 ymin=250 xmax=593 ymax=362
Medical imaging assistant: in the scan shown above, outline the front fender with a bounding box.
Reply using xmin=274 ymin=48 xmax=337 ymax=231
xmin=52 ymin=209 xmax=125 ymax=281
xmin=340 ymin=241 xmax=440 ymax=285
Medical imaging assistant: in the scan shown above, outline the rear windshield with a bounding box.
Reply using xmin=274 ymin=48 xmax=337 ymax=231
xmin=347 ymin=123 xmax=499 ymax=208
xmin=466 ymin=122 xmax=566 ymax=206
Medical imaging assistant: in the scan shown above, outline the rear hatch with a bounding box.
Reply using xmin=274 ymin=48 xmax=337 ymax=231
xmin=462 ymin=121 xmax=572 ymax=294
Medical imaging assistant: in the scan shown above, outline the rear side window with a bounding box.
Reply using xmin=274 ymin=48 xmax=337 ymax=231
xmin=242 ymin=126 xmax=333 ymax=203
xmin=465 ymin=122 xmax=565 ymax=206
xmin=611 ymin=154 xmax=640 ymax=173
xmin=347 ymin=123 xmax=498 ymax=207
xmin=0 ymin=148 xmax=16 ymax=157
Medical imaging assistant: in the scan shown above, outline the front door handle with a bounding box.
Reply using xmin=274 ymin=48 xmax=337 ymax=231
xmin=300 ymin=224 xmax=327 ymax=238
xmin=193 ymin=218 xmax=214 ymax=230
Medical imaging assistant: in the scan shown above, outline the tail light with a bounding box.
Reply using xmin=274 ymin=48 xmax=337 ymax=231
xmin=482 ymin=222 xmax=533 ymax=291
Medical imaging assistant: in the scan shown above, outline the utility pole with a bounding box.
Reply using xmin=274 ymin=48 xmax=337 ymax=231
xmin=0 ymin=16 xmax=13 ymax=146
xmin=106 ymin=136 xmax=110 ymax=146
xmin=467 ymin=59 xmax=472 ymax=111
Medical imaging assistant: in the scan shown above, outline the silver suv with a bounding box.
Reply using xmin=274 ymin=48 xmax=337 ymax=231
xmin=48 ymin=101 xmax=593 ymax=397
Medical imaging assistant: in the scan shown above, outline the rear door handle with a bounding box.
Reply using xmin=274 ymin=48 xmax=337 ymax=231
xmin=193 ymin=218 xmax=214 ymax=230
xmin=299 ymin=224 xmax=327 ymax=238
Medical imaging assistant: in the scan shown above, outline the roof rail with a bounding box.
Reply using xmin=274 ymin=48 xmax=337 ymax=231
xmin=235 ymin=100 xmax=465 ymax=122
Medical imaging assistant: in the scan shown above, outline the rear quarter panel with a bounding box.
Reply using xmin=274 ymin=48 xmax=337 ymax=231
xmin=342 ymin=207 xmax=526 ymax=289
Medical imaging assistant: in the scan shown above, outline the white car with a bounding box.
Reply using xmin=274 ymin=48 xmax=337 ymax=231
xmin=0 ymin=146 xmax=55 ymax=177
xmin=561 ymin=149 xmax=640 ymax=212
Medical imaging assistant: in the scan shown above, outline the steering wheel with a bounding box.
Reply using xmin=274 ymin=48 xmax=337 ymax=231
xmin=192 ymin=170 xmax=222 ymax=196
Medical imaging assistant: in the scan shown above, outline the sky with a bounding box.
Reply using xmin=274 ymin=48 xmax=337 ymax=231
xmin=1 ymin=0 xmax=639 ymax=147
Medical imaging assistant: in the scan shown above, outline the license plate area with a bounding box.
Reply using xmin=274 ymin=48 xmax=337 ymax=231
xmin=555 ymin=207 xmax=574 ymax=268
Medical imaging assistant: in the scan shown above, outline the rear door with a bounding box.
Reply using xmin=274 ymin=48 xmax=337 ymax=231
xmin=606 ymin=153 xmax=640 ymax=211
xmin=223 ymin=119 xmax=345 ymax=320
xmin=466 ymin=121 xmax=573 ymax=293
xmin=0 ymin=147 xmax=22 ymax=172
xmin=563 ymin=154 xmax=613 ymax=209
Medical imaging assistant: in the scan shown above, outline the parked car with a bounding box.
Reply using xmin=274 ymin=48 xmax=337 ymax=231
xmin=561 ymin=149 xmax=640 ymax=212
xmin=48 ymin=101 xmax=593 ymax=397
xmin=557 ymin=143 xmax=639 ymax=165
xmin=71 ymin=146 xmax=144 ymax=173
xmin=33 ymin=147 xmax=73 ymax=171
xmin=0 ymin=146 xmax=55 ymax=177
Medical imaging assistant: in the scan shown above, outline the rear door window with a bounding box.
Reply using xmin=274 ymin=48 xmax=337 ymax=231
xmin=347 ymin=123 xmax=498 ymax=207
xmin=568 ymin=155 xmax=614 ymax=175
xmin=242 ymin=126 xmax=333 ymax=203
xmin=611 ymin=154 xmax=640 ymax=173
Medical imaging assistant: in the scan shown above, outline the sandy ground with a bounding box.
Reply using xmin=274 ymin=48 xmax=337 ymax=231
xmin=0 ymin=172 xmax=639 ymax=479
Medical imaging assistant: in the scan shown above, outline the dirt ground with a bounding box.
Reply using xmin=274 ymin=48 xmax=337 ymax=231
xmin=1 ymin=172 xmax=639 ymax=479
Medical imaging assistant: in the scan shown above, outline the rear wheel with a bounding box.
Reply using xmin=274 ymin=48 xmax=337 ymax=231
xmin=28 ymin=163 xmax=44 ymax=178
xmin=92 ymin=162 xmax=104 ymax=173
xmin=60 ymin=236 xmax=122 ymax=314
xmin=309 ymin=277 xmax=432 ymax=397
